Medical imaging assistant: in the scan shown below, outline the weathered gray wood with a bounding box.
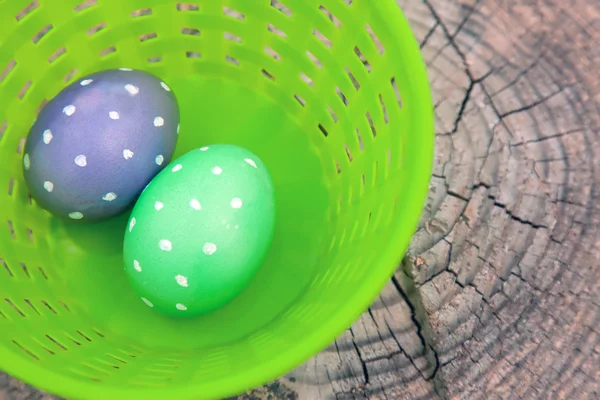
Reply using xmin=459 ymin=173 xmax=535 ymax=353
xmin=285 ymin=0 xmax=600 ymax=399
xmin=3 ymin=0 xmax=599 ymax=399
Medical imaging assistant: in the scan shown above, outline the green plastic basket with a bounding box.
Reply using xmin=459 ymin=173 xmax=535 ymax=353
xmin=0 ymin=0 xmax=433 ymax=398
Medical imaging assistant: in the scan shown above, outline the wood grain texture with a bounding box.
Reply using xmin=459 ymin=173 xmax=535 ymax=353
xmin=286 ymin=0 xmax=600 ymax=398
xmin=2 ymin=0 xmax=599 ymax=399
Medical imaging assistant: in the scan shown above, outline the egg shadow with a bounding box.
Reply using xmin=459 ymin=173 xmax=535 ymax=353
xmin=52 ymin=209 xmax=130 ymax=257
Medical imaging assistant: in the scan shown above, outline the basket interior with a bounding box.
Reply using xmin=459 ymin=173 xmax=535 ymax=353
xmin=0 ymin=0 xmax=433 ymax=398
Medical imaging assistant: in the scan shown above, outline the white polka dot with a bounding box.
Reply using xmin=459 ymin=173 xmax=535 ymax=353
xmin=124 ymin=84 xmax=139 ymax=96
xmin=175 ymin=275 xmax=188 ymax=287
xmin=74 ymin=155 xmax=87 ymax=167
xmin=172 ymin=164 xmax=182 ymax=172
xmin=43 ymin=129 xmax=53 ymax=144
xmin=161 ymin=82 xmax=171 ymax=91
xmin=43 ymin=181 xmax=54 ymax=192
xmin=123 ymin=149 xmax=134 ymax=160
xmin=235 ymin=225 xmax=239 ymax=230
xmin=141 ymin=298 xmax=154 ymax=308
xmin=103 ymin=192 xmax=117 ymax=201
xmin=133 ymin=260 xmax=142 ymax=272
xmin=129 ymin=217 xmax=136 ymax=232
xmin=245 ymin=158 xmax=257 ymax=168
xmin=119 ymin=68 xmax=133 ymax=71
xmin=200 ymin=146 xmax=209 ymax=151
xmin=63 ymin=105 xmax=76 ymax=116
xmin=226 ymin=224 xmax=231 ymax=230
xmin=177 ymin=124 xmax=180 ymax=134
xmin=176 ymin=303 xmax=187 ymax=311
xmin=159 ymin=239 xmax=172 ymax=251
xmin=189 ymin=199 xmax=201 ymax=210
xmin=212 ymin=166 xmax=222 ymax=175
xmin=231 ymin=198 xmax=243 ymax=209
xmin=154 ymin=201 xmax=164 ymax=211
xmin=154 ymin=117 xmax=164 ymax=127
xmin=155 ymin=155 xmax=164 ymax=166
xmin=109 ymin=111 xmax=120 ymax=120
xmin=80 ymin=79 xmax=93 ymax=86
xmin=69 ymin=212 xmax=83 ymax=220
xmin=23 ymin=154 xmax=30 ymax=170
xmin=203 ymin=242 xmax=217 ymax=255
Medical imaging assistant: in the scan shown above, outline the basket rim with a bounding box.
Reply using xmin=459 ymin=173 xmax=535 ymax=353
xmin=0 ymin=0 xmax=435 ymax=398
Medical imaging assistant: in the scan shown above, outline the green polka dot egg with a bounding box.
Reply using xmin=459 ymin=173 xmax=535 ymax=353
xmin=123 ymin=144 xmax=276 ymax=317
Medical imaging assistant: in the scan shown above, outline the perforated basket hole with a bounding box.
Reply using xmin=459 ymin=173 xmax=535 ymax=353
xmin=64 ymin=68 xmax=78 ymax=83
xmin=327 ymin=106 xmax=338 ymax=122
xmin=306 ymin=50 xmax=322 ymax=69
xmin=267 ymin=23 xmax=287 ymax=39
xmin=223 ymin=6 xmax=244 ymax=20
xmin=181 ymin=27 xmax=200 ymax=36
xmin=294 ymin=94 xmax=306 ymax=107
xmin=391 ymin=77 xmax=403 ymax=108
xmin=379 ymin=94 xmax=389 ymax=124
xmin=356 ymin=128 xmax=364 ymax=150
xmin=313 ymin=29 xmax=332 ymax=48
xmin=49 ymin=47 xmax=67 ymax=63
xmin=74 ymin=0 xmax=97 ymax=13
xmin=346 ymin=68 xmax=359 ymax=91
xmin=38 ymin=267 xmax=48 ymax=279
xmin=20 ymin=263 xmax=29 ymax=278
xmin=16 ymin=1 xmax=39 ymax=21
xmin=99 ymin=46 xmax=116 ymax=57
xmin=87 ymin=22 xmax=106 ymax=36
xmin=300 ymin=72 xmax=314 ymax=87
xmin=366 ymin=24 xmax=385 ymax=55
xmin=46 ymin=335 xmax=67 ymax=350
xmin=8 ymin=178 xmax=14 ymax=196
xmin=354 ymin=46 xmax=371 ymax=72
xmin=41 ymin=301 xmax=57 ymax=314
xmin=24 ymin=299 xmax=39 ymax=315
xmin=140 ymin=32 xmax=158 ymax=42
xmin=2 ymin=259 xmax=12 ymax=277
xmin=107 ymin=354 xmax=127 ymax=365
xmin=7 ymin=221 xmax=16 ymax=238
xmin=32 ymin=24 xmax=53 ymax=44
xmin=224 ymin=32 xmax=242 ymax=43
xmin=318 ymin=124 xmax=329 ymax=137
xmin=186 ymin=51 xmax=201 ymax=59
xmin=319 ymin=5 xmax=341 ymax=28
xmin=16 ymin=137 xmax=26 ymax=153
xmin=5 ymin=299 xmax=25 ymax=317
xmin=261 ymin=69 xmax=275 ymax=81
xmin=271 ymin=0 xmax=292 ymax=17
xmin=36 ymin=99 xmax=48 ymax=115
xmin=18 ymin=80 xmax=32 ymax=100
xmin=336 ymin=87 xmax=348 ymax=106
xmin=265 ymin=46 xmax=281 ymax=61
xmin=345 ymin=144 xmax=353 ymax=162
xmin=131 ymin=8 xmax=152 ymax=17
xmin=26 ymin=228 xmax=33 ymax=242
xmin=13 ymin=341 xmax=39 ymax=360
xmin=0 ymin=121 xmax=7 ymax=142
xmin=366 ymin=112 xmax=376 ymax=137
xmin=77 ymin=330 xmax=92 ymax=342
xmin=148 ymin=56 xmax=162 ymax=63
xmin=177 ymin=3 xmax=199 ymax=12
xmin=1 ymin=60 xmax=17 ymax=83
xmin=225 ymin=55 xmax=239 ymax=66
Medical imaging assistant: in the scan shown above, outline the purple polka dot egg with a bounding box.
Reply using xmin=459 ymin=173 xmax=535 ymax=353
xmin=23 ymin=69 xmax=180 ymax=222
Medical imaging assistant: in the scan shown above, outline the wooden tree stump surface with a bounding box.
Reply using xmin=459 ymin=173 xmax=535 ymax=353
xmin=2 ymin=0 xmax=599 ymax=399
